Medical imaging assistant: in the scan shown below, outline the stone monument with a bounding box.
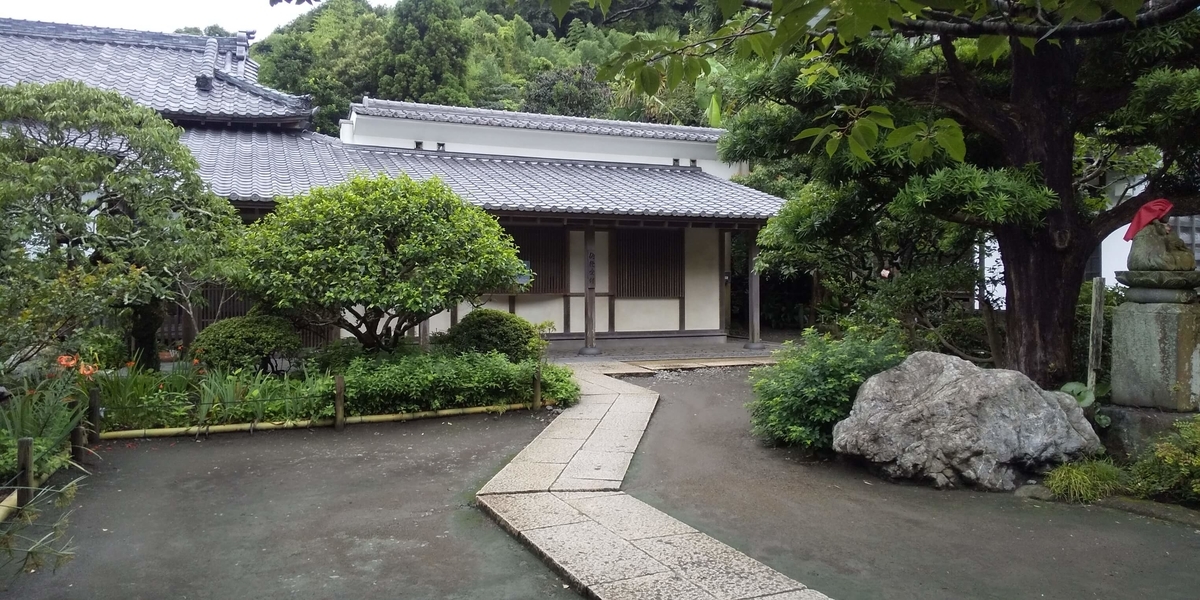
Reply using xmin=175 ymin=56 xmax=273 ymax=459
xmin=1105 ymin=199 xmax=1200 ymax=458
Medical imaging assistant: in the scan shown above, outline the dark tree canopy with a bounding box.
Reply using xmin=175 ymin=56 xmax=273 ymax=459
xmin=522 ymin=65 xmax=612 ymax=116
xmin=605 ymin=0 xmax=1200 ymax=385
xmin=377 ymin=0 xmax=473 ymax=105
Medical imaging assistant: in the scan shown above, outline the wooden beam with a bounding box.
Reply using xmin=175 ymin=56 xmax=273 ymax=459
xmin=580 ymin=228 xmax=601 ymax=355
xmin=745 ymin=228 xmax=765 ymax=350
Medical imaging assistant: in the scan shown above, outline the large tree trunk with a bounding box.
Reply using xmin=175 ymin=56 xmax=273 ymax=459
xmin=996 ymin=227 xmax=1091 ymax=386
xmin=997 ymin=41 xmax=1093 ymax=388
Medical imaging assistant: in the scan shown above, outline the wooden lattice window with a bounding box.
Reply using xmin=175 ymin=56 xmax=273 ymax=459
xmin=613 ymin=229 xmax=684 ymax=298
xmin=508 ymin=227 xmax=568 ymax=294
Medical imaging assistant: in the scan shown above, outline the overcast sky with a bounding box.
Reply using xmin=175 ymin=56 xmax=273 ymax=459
xmin=1 ymin=1 xmax=392 ymax=41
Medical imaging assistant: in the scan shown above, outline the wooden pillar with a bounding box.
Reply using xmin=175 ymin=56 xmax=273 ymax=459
xmin=719 ymin=230 xmax=730 ymax=333
xmin=745 ymin=228 xmax=765 ymax=350
xmin=579 ymin=228 xmax=601 ymax=355
xmin=418 ymin=319 xmax=430 ymax=350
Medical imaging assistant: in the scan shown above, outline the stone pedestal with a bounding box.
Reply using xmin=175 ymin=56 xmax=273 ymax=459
xmin=1096 ymin=405 xmax=1197 ymax=461
xmin=1111 ymin=302 xmax=1200 ymax=411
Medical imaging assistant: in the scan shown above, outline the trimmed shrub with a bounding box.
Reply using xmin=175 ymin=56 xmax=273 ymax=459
xmin=436 ymin=309 xmax=543 ymax=363
xmin=341 ymin=351 xmax=578 ymax=415
xmin=190 ymin=315 xmax=301 ymax=372
xmin=1044 ymin=459 xmax=1126 ymax=503
xmin=748 ymin=327 xmax=907 ymax=449
xmin=1129 ymin=416 xmax=1200 ymax=504
xmin=306 ymin=338 xmax=368 ymax=373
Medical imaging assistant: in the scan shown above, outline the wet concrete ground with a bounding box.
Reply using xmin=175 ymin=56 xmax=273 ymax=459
xmin=4 ymin=413 xmax=574 ymax=600
xmin=625 ymin=367 xmax=1200 ymax=600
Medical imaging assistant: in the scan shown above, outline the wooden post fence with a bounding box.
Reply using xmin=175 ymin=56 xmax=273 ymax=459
xmin=70 ymin=397 xmax=87 ymax=463
xmin=88 ymin=386 xmax=102 ymax=445
xmin=16 ymin=437 xmax=33 ymax=508
xmin=532 ymin=362 xmax=543 ymax=411
xmin=334 ymin=375 xmax=346 ymax=432
xmin=1087 ymin=276 xmax=1106 ymax=392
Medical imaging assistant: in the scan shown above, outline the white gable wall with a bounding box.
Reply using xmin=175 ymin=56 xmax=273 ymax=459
xmin=341 ymin=114 xmax=746 ymax=179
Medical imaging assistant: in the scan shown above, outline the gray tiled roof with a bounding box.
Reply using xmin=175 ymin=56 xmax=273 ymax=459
xmin=0 ymin=18 xmax=311 ymax=123
xmin=352 ymin=97 xmax=725 ymax=143
xmin=181 ymin=128 xmax=782 ymax=220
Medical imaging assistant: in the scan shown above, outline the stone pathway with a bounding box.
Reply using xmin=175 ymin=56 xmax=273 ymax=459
xmin=477 ymin=363 xmax=829 ymax=600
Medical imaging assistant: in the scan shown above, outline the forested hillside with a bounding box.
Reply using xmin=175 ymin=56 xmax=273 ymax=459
xmin=249 ymin=0 xmax=714 ymax=133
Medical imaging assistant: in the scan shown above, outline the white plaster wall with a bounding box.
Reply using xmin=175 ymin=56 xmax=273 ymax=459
xmin=345 ymin=115 xmax=746 ymax=178
xmin=684 ymin=229 xmax=720 ymax=330
xmin=427 ymin=310 xmax=452 ymax=334
xmin=515 ymin=296 xmax=564 ymax=333
xmin=569 ymin=296 xmax=584 ymax=333
xmin=614 ymin=299 xmax=679 ymax=332
xmin=1101 ymin=229 xmax=1132 ymax=283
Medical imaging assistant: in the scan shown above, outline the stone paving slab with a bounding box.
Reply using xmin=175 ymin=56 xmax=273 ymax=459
xmin=625 ymin=357 xmax=777 ymax=371
xmin=477 ymin=492 xmax=588 ymax=531
xmin=477 ymin=366 xmax=831 ymax=600
xmin=512 ymin=437 xmax=586 ymax=464
xmin=549 ymin=476 xmax=624 ymax=492
xmin=609 ymin=393 xmax=659 ymax=414
xmin=564 ymin=493 xmax=696 ymax=540
xmin=580 ymin=427 xmax=644 ymax=454
xmin=592 ymin=572 xmax=718 ymax=600
xmin=596 ymin=410 xmax=653 ymax=432
xmin=477 ymin=461 xmax=566 ymax=495
xmin=521 ymin=521 xmax=670 ymax=587
xmin=559 ymin=449 xmax=634 ymax=481
xmin=540 ymin=417 xmax=601 ymax=440
xmin=633 ymin=533 xmax=805 ymax=600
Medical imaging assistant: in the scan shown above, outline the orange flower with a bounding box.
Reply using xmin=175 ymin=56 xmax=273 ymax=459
xmin=57 ymin=354 xmax=78 ymax=368
xmin=79 ymin=364 xmax=97 ymax=377
xmin=197 ymin=369 xmax=206 ymax=375
xmin=125 ymin=361 xmax=135 ymax=368
xmin=192 ymin=359 xmax=200 ymax=366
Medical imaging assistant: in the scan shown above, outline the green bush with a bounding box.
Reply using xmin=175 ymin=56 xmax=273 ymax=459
xmin=1044 ymin=459 xmax=1126 ymax=503
xmin=342 ymin=351 xmax=578 ymax=415
xmin=95 ymin=351 xmax=579 ymax=432
xmin=306 ymin=338 xmax=368 ymax=373
xmin=435 ymin=309 xmax=543 ymax=363
xmin=190 ymin=315 xmax=302 ymax=372
xmin=1128 ymin=416 xmax=1200 ymax=504
xmin=748 ymin=327 xmax=907 ymax=449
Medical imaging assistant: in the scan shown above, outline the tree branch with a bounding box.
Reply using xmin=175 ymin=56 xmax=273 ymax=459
xmin=740 ymin=0 xmax=1200 ymax=40
xmin=1091 ymin=188 xmax=1200 ymax=239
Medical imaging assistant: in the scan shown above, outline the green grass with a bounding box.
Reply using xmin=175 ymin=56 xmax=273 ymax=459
xmin=1044 ymin=459 xmax=1126 ymax=503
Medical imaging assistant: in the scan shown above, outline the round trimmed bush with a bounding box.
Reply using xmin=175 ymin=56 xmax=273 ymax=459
xmin=436 ymin=309 xmax=543 ymax=363
xmin=190 ymin=315 xmax=301 ymax=372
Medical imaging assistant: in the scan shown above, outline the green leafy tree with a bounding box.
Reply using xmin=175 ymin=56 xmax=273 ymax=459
xmin=0 ymin=81 xmax=242 ymax=372
xmin=237 ymin=174 xmax=527 ymax=352
xmin=522 ymin=65 xmax=613 ymax=116
xmin=377 ymin=0 xmax=473 ymax=105
xmin=602 ymin=0 xmax=1200 ymax=386
xmin=253 ymin=0 xmax=390 ymax=133
xmin=174 ymin=25 xmax=234 ymax=36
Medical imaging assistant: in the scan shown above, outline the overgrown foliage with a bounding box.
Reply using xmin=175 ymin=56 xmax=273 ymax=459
xmin=190 ymin=315 xmax=302 ymax=373
xmin=1129 ymin=416 xmax=1200 ymax=504
xmin=91 ymin=351 xmax=579 ymax=431
xmin=0 ymin=81 xmax=242 ymax=374
xmin=748 ymin=327 xmax=906 ymax=449
xmin=436 ymin=309 xmax=545 ymax=363
xmin=237 ymin=174 xmax=527 ymax=352
xmin=603 ymin=0 xmax=1200 ymax=387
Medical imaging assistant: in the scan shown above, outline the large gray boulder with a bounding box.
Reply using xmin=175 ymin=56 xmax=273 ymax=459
xmin=832 ymin=352 xmax=1102 ymax=491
